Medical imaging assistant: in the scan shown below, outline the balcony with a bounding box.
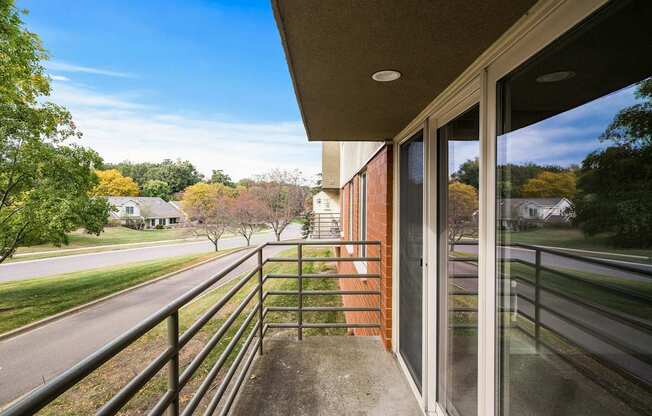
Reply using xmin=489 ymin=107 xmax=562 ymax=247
xmin=0 ymin=240 xmax=411 ymax=416
xmin=230 ymin=336 xmax=420 ymax=416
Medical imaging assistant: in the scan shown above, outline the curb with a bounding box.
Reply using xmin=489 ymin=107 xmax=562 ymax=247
xmin=0 ymin=247 xmax=248 ymax=343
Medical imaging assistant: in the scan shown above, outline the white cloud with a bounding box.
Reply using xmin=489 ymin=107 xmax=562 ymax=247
xmin=47 ymin=61 xmax=134 ymax=78
xmin=48 ymin=80 xmax=320 ymax=180
xmin=49 ymin=74 xmax=70 ymax=82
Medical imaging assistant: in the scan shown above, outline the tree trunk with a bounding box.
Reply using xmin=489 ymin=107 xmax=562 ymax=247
xmin=214 ymin=240 xmax=219 ymax=251
xmin=275 ymin=231 xmax=281 ymax=241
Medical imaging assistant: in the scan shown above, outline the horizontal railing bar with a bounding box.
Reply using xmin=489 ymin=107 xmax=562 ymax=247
xmin=265 ymin=306 xmax=381 ymax=313
xmin=511 ymin=274 xmax=652 ymax=334
xmin=265 ymin=240 xmax=380 ymax=246
xmin=203 ymin=322 xmax=261 ymax=416
xmin=179 ymin=285 xmax=259 ymax=388
xmin=97 ymin=347 xmax=174 ymax=416
xmin=512 ymin=243 xmax=652 ymax=279
xmin=304 ymin=256 xmax=381 ymax=262
xmin=265 ymin=290 xmax=381 ymax=296
xmin=264 ymin=273 xmax=381 ymax=279
xmin=147 ymin=390 xmax=174 ymax=416
xmin=449 ymin=257 xmax=478 ymax=262
xmin=267 ymin=323 xmax=380 ymax=329
xmin=265 ymin=256 xmax=380 ymax=263
xmin=179 ymin=267 xmax=259 ymax=347
xmin=449 ymin=273 xmax=478 ymax=279
xmin=181 ymin=305 xmax=259 ymax=416
xmin=450 ymin=308 xmax=478 ymax=312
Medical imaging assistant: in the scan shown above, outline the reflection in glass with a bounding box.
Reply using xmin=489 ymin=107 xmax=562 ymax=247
xmin=438 ymin=105 xmax=479 ymax=416
xmin=399 ymin=131 xmax=424 ymax=389
xmin=496 ymin=1 xmax=652 ymax=415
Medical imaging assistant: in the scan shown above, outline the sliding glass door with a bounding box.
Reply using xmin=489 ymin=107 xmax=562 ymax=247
xmin=495 ymin=1 xmax=652 ymax=415
xmin=399 ymin=130 xmax=424 ymax=390
xmin=438 ymin=105 xmax=480 ymax=416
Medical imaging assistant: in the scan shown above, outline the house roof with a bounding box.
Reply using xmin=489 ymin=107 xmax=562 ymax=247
xmin=107 ymin=196 xmax=183 ymax=219
xmin=272 ymin=0 xmax=536 ymax=141
xmin=498 ymin=197 xmax=568 ymax=219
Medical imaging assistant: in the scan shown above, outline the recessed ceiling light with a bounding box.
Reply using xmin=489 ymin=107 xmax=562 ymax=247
xmin=372 ymin=70 xmax=401 ymax=82
xmin=536 ymin=70 xmax=576 ymax=83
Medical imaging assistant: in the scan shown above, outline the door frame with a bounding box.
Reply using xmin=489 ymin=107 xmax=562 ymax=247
xmin=427 ymin=78 xmax=481 ymax=416
xmin=393 ymin=123 xmax=428 ymax=410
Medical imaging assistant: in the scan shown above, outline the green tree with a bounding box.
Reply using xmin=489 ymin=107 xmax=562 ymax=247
xmin=104 ymin=161 xmax=155 ymax=186
xmin=142 ymin=180 xmax=172 ymax=200
xmin=144 ymin=159 xmax=204 ymax=194
xmin=574 ymin=79 xmax=652 ymax=247
xmin=452 ymin=158 xmax=479 ymax=190
xmin=210 ymin=169 xmax=235 ymax=187
xmin=0 ymin=2 xmax=110 ymax=262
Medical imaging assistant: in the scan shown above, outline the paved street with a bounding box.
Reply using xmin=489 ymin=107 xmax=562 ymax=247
xmin=0 ymin=244 xmax=293 ymax=406
xmin=0 ymin=225 xmax=300 ymax=282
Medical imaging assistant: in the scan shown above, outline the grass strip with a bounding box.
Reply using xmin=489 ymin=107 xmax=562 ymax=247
xmin=0 ymin=251 xmax=234 ymax=335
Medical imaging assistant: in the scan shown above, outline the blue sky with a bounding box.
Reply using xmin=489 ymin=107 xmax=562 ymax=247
xmin=19 ymin=0 xmax=320 ymax=180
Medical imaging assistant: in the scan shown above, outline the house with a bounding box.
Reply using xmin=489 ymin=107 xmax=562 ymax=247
xmin=310 ymin=142 xmax=342 ymax=239
xmin=107 ymin=196 xmax=184 ymax=229
xmin=498 ymin=197 xmax=573 ymax=230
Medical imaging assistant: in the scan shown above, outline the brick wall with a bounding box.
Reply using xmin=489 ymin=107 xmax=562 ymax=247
xmin=338 ymin=145 xmax=393 ymax=349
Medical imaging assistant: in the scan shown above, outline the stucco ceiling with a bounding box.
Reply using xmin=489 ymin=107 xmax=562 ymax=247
xmin=272 ymin=0 xmax=537 ymax=141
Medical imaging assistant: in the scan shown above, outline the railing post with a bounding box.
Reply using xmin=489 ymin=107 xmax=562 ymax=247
xmin=167 ymin=312 xmax=180 ymax=416
xmin=258 ymin=247 xmax=264 ymax=355
xmin=534 ymin=248 xmax=541 ymax=353
xmin=298 ymin=243 xmax=303 ymax=341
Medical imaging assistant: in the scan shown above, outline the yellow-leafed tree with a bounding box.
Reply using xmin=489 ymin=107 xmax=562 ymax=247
xmin=92 ymin=169 xmax=140 ymax=196
xmin=520 ymin=171 xmax=576 ymax=199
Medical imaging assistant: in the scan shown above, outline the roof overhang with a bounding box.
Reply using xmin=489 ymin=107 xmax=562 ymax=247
xmin=272 ymin=0 xmax=536 ymax=141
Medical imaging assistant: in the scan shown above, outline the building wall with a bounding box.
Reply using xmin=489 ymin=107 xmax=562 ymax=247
xmin=338 ymin=145 xmax=393 ymax=349
xmin=322 ymin=142 xmax=341 ymax=189
xmin=339 ymin=142 xmax=385 ymax=188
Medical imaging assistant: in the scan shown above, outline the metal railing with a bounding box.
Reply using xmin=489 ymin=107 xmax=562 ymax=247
xmin=1 ymin=240 xmax=381 ymax=416
xmin=309 ymin=212 xmax=341 ymax=239
xmin=448 ymin=241 xmax=652 ymax=397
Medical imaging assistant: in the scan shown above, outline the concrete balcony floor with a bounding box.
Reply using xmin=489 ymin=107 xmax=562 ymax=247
xmin=230 ymin=336 xmax=422 ymax=416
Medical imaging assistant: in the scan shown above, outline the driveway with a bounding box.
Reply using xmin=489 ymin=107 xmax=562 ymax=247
xmin=0 ymin=244 xmax=293 ymax=406
xmin=0 ymin=225 xmax=300 ymax=282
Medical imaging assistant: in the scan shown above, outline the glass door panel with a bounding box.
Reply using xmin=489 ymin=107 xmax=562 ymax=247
xmin=438 ymin=105 xmax=480 ymax=416
xmin=399 ymin=130 xmax=424 ymax=390
xmin=496 ymin=2 xmax=652 ymax=415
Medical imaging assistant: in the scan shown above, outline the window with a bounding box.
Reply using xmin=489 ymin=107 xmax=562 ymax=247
xmin=170 ymin=218 xmax=177 ymax=224
xmin=158 ymin=218 xmax=165 ymax=226
xmin=359 ymin=172 xmax=367 ymax=252
xmin=528 ymin=207 xmax=538 ymax=218
xmin=348 ymin=182 xmax=354 ymax=239
xmin=496 ymin=2 xmax=652 ymax=415
xmin=125 ymin=206 xmax=134 ymax=215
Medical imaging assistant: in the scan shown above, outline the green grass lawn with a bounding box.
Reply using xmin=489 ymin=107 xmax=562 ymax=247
xmin=40 ymin=247 xmax=344 ymax=415
xmin=14 ymin=226 xmax=202 ymax=255
xmin=503 ymin=228 xmax=652 ymax=259
xmin=0 ymin=250 xmax=234 ymax=335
